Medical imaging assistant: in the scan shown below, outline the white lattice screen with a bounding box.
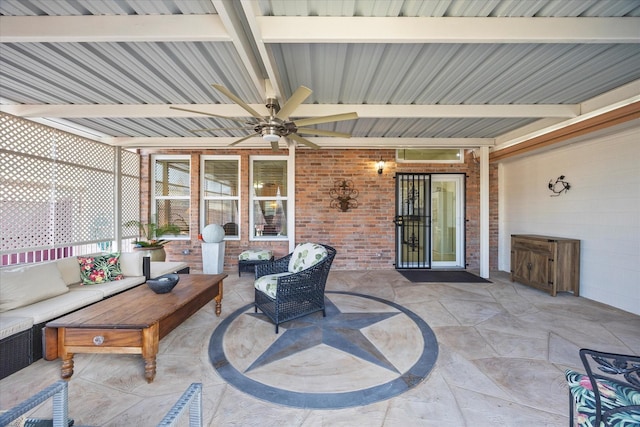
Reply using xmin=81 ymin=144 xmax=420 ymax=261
xmin=1 ymin=113 xmax=140 ymax=257
xmin=121 ymin=150 xmax=141 ymax=240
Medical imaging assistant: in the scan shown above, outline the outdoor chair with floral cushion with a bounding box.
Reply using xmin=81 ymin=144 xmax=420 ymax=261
xmin=254 ymin=243 xmax=336 ymax=333
xmin=565 ymin=348 xmax=640 ymax=426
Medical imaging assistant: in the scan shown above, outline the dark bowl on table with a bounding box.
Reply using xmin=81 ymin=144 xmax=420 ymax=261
xmin=146 ymin=273 xmax=179 ymax=294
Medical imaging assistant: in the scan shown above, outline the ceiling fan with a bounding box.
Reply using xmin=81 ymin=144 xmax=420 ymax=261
xmin=171 ymin=84 xmax=358 ymax=150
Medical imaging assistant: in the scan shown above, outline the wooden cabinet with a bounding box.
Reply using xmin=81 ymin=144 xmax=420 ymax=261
xmin=510 ymin=234 xmax=580 ymax=296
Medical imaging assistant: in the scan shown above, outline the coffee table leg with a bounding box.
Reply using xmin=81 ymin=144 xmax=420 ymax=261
xmin=215 ymin=281 xmax=223 ymax=317
xmin=61 ymin=353 xmax=74 ymax=380
xmin=142 ymin=323 xmax=159 ymax=383
xmin=215 ymin=295 xmax=222 ymax=316
xmin=144 ymin=356 xmax=156 ymax=383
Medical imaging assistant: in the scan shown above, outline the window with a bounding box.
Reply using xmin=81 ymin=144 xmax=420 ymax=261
xmin=396 ymin=149 xmax=464 ymax=163
xmin=152 ymin=155 xmax=190 ymax=238
xmin=201 ymin=156 xmax=240 ymax=239
xmin=250 ymin=156 xmax=288 ymax=240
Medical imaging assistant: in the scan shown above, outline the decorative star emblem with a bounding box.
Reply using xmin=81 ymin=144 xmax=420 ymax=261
xmin=245 ymin=296 xmax=401 ymax=373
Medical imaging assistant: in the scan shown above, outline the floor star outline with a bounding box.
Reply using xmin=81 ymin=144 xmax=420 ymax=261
xmin=244 ymin=296 xmax=401 ymax=373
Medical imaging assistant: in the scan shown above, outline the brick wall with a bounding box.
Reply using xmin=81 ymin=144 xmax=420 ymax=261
xmin=139 ymin=148 xmax=498 ymax=272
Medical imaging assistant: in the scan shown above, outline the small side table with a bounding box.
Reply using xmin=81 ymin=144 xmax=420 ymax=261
xmin=238 ymin=249 xmax=274 ymax=277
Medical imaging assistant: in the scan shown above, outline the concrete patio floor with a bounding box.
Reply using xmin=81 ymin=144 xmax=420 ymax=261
xmin=1 ymin=270 xmax=638 ymax=426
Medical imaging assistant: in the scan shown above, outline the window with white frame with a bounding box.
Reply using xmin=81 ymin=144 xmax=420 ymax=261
xmin=201 ymin=156 xmax=240 ymax=239
xmin=152 ymin=155 xmax=190 ymax=239
xmin=250 ymin=156 xmax=288 ymax=240
xmin=396 ymin=148 xmax=464 ymax=163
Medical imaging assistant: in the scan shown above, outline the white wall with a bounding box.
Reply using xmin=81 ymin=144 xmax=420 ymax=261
xmin=499 ymin=121 xmax=640 ymax=315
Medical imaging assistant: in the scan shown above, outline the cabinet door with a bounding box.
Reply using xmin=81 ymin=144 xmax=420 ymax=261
xmin=528 ymin=251 xmax=551 ymax=291
xmin=511 ymin=248 xmax=529 ymax=282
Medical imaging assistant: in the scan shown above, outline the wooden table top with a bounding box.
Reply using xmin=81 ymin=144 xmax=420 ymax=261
xmin=46 ymin=274 xmax=226 ymax=329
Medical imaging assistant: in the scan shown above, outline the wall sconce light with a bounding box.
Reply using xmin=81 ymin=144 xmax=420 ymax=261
xmin=548 ymin=175 xmax=571 ymax=197
xmin=330 ymin=180 xmax=358 ymax=212
xmin=376 ymin=158 xmax=385 ymax=175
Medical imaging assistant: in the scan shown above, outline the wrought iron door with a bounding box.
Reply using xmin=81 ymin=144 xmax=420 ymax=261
xmin=394 ymin=174 xmax=430 ymax=269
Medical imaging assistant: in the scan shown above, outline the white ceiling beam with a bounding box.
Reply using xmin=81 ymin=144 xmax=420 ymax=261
xmin=106 ymin=136 xmax=493 ymax=149
xmin=240 ymin=0 xmax=285 ymax=100
xmin=211 ymin=0 xmax=265 ymax=96
xmin=3 ymin=15 xmax=636 ymax=45
xmin=0 ymin=104 xmax=578 ymax=119
xmin=26 ymin=117 xmax=113 ymax=141
xmin=308 ymin=138 xmax=493 ymax=148
xmin=494 ymin=80 xmax=640 ymax=149
xmin=258 ymin=17 xmax=640 ymax=44
xmin=0 ymin=15 xmax=231 ymax=43
xmin=581 ymin=79 xmax=640 ymax=114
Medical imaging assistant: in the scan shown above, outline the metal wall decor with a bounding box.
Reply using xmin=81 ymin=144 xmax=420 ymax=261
xmin=330 ymin=180 xmax=358 ymax=212
xmin=548 ymin=175 xmax=571 ymax=197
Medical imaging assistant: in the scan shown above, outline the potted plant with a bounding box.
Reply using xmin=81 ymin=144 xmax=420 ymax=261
xmin=125 ymin=219 xmax=181 ymax=261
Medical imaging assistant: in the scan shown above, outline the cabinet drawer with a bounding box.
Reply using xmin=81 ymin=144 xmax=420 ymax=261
xmin=512 ymin=239 xmax=553 ymax=255
xmin=64 ymin=328 xmax=142 ymax=347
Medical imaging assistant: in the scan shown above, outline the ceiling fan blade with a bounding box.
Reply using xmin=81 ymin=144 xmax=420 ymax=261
xmin=275 ymin=86 xmax=312 ymax=121
xmin=212 ymin=84 xmax=263 ymax=120
xmin=228 ymin=133 xmax=259 ymax=146
xmin=271 ymin=140 xmax=280 ymax=151
xmin=293 ymin=112 xmax=358 ymax=127
xmin=169 ymin=106 xmax=249 ymax=125
xmin=189 ymin=126 xmax=251 ymax=133
xmin=296 ymin=128 xmax=352 ymax=138
xmin=288 ymin=133 xmax=320 ymax=149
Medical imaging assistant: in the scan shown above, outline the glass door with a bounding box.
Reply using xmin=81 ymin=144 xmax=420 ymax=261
xmin=431 ymin=174 xmax=465 ymax=268
xmin=394 ymin=173 xmax=465 ymax=269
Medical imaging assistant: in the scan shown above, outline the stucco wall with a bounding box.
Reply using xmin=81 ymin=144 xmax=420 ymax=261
xmin=499 ymin=121 xmax=640 ymax=315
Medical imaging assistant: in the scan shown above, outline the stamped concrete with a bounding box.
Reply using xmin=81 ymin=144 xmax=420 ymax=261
xmin=1 ymin=270 xmax=639 ymax=426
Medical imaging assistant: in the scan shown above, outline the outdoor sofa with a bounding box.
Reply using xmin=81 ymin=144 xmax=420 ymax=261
xmin=0 ymin=251 xmax=188 ymax=379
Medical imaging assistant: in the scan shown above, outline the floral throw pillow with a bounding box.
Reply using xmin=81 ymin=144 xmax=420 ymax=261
xmin=78 ymin=253 xmax=124 ymax=285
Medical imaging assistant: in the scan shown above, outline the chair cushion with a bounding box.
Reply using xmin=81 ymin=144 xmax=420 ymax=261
xmin=239 ymin=249 xmax=273 ymax=261
xmin=565 ymin=369 xmax=640 ymax=426
xmin=0 ymin=262 xmax=70 ymax=312
xmin=254 ymin=272 xmax=292 ymax=299
xmin=78 ymin=253 xmax=124 ymax=285
xmin=287 ymin=243 xmax=328 ymax=273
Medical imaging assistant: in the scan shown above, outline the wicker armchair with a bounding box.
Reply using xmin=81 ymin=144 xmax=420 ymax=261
xmin=254 ymin=243 xmax=336 ymax=333
xmin=565 ymin=348 xmax=640 ymax=427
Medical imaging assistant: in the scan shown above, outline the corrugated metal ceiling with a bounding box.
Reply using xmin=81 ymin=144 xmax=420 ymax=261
xmin=0 ymin=0 xmax=639 ymax=149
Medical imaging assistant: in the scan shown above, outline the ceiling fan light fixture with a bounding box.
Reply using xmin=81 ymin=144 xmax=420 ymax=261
xmin=262 ymin=133 xmax=280 ymax=142
xmin=261 ymin=127 xmax=280 ymax=143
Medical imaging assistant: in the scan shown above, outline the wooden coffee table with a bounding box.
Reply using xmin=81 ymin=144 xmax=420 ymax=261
xmin=44 ymin=273 xmax=226 ymax=383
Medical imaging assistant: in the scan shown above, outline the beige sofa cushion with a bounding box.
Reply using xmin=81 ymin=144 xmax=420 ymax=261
xmin=56 ymin=256 xmax=82 ymax=286
xmin=69 ymin=276 xmax=145 ymax=298
xmin=4 ymin=289 xmax=104 ymax=324
xmin=0 ymin=262 xmax=69 ymax=313
xmin=0 ymin=316 xmax=33 ymax=340
xmin=150 ymin=261 xmax=188 ymax=278
xmin=120 ymin=251 xmax=144 ymax=277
